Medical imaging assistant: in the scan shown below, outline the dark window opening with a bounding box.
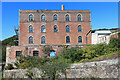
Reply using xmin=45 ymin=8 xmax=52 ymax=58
xmin=41 ymin=25 xmax=46 ymax=33
xmin=78 ymin=25 xmax=82 ymax=32
xmin=66 ymin=25 xmax=70 ymax=32
xmin=16 ymin=51 xmax=21 ymax=57
xmin=53 ymin=14 xmax=57 ymax=21
xmin=29 ymin=25 xmax=33 ymax=33
xmin=65 ymin=14 xmax=69 ymax=21
xmin=78 ymin=36 xmax=82 ymax=43
xmin=54 ymin=25 xmax=58 ymax=32
xmin=29 ymin=36 xmax=33 ymax=44
xmin=66 ymin=36 xmax=70 ymax=43
xmin=77 ymin=14 xmax=82 ymax=22
xmin=41 ymin=36 xmax=46 ymax=44
xmin=33 ymin=51 xmax=39 ymax=56
xmin=41 ymin=14 xmax=45 ymax=21
xmin=29 ymin=14 xmax=34 ymax=22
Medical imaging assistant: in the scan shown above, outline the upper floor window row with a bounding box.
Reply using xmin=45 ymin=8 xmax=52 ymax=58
xmin=28 ymin=14 xmax=82 ymax=22
xmin=29 ymin=25 xmax=82 ymax=33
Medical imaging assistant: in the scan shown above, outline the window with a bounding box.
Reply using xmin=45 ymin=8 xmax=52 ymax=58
xmin=66 ymin=36 xmax=70 ymax=43
xmin=66 ymin=25 xmax=70 ymax=32
xmin=29 ymin=36 xmax=33 ymax=44
xmin=41 ymin=25 xmax=46 ymax=33
xmin=65 ymin=14 xmax=69 ymax=21
xmin=29 ymin=14 xmax=34 ymax=22
xmin=78 ymin=36 xmax=82 ymax=43
xmin=53 ymin=14 xmax=57 ymax=21
xmin=41 ymin=36 xmax=46 ymax=44
xmin=78 ymin=25 xmax=82 ymax=32
xmin=50 ymin=50 xmax=56 ymax=58
xmin=29 ymin=25 xmax=33 ymax=33
xmin=54 ymin=25 xmax=58 ymax=32
xmin=16 ymin=51 xmax=21 ymax=57
xmin=33 ymin=51 xmax=39 ymax=56
xmin=77 ymin=14 xmax=82 ymax=22
xmin=41 ymin=14 xmax=45 ymax=21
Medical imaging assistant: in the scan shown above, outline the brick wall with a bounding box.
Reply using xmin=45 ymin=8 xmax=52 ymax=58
xmin=19 ymin=10 xmax=91 ymax=46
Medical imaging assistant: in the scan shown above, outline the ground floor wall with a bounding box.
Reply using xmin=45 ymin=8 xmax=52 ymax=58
xmin=6 ymin=45 xmax=64 ymax=65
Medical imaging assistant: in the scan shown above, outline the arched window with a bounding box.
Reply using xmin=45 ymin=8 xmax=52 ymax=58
xmin=78 ymin=25 xmax=82 ymax=32
xmin=41 ymin=36 xmax=46 ymax=44
xmin=54 ymin=25 xmax=58 ymax=32
xmin=66 ymin=25 xmax=70 ymax=32
xmin=78 ymin=36 xmax=82 ymax=43
xmin=66 ymin=36 xmax=70 ymax=43
xmin=41 ymin=14 xmax=45 ymax=21
xmin=53 ymin=14 xmax=57 ymax=21
xmin=29 ymin=36 xmax=33 ymax=44
xmin=29 ymin=14 xmax=34 ymax=22
xmin=29 ymin=25 xmax=33 ymax=33
xmin=77 ymin=14 xmax=82 ymax=22
xmin=41 ymin=25 xmax=46 ymax=33
xmin=65 ymin=14 xmax=69 ymax=21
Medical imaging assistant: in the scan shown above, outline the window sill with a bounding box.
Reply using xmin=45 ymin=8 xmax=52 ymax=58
xmin=41 ymin=32 xmax=46 ymax=33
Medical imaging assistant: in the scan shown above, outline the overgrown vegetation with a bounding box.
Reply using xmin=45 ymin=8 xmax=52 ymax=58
xmin=5 ymin=64 xmax=14 ymax=70
xmin=60 ymin=37 xmax=120 ymax=63
xmin=1 ymin=35 xmax=17 ymax=62
xmin=4 ymin=36 xmax=120 ymax=79
xmin=42 ymin=46 xmax=53 ymax=56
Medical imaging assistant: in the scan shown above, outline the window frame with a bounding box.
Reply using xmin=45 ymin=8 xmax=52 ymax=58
xmin=77 ymin=14 xmax=82 ymax=22
xmin=16 ymin=51 xmax=21 ymax=58
xmin=78 ymin=36 xmax=82 ymax=43
xmin=29 ymin=14 xmax=34 ymax=22
xmin=53 ymin=25 xmax=58 ymax=32
xmin=78 ymin=25 xmax=82 ymax=32
xmin=33 ymin=51 xmax=39 ymax=56
xmin=41 ymin=25 xmax=46 ymax=33
xmin=29 ymin=36 xmax=33 ymax=44
xmin=65 ymin=14 xmax=70 ymax=22
xmin=66 ymin=36 xmax=70 ymax=43
xmin=41 ymin=36 xmax=46 ymax=44
xmin=41 ymin=14 xmax=46 ymax=21
xmin=53 ymin=14 xmax=58 ymax=21
xmin=66 ymin=25 xmax=70 ymax=32
xmin=29 ymin=25 xmax=33 ymax=33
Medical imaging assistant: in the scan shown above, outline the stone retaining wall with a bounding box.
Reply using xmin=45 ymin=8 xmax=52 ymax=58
xmin=3 ymin=58 xmax=120 ymax=78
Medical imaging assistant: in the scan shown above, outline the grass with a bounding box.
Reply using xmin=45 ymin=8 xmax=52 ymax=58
xmin=78 ymin=51 xmax=119 ymax=63
xmin=0 ymin=71 xmax=2 ymax=79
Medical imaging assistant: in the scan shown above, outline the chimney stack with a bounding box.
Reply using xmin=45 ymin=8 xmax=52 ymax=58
xmin=62 ymin=5 xmax=64 ymax=10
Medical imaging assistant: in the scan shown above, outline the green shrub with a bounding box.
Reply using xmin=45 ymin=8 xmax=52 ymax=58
xmin=14 ymin=56 xmax=49 ymax=69
xmin=5 ymin=64 xmax=14 ymax=70
xmin=42 ymin=46 xmax=53 ymax=55
xmin=109 ymin=37 xmax=120 ymax=51
xmin=95 ymin=43 xmax=108 ymax=56
xmin=60 ymin=47 xmax=84 ymax=63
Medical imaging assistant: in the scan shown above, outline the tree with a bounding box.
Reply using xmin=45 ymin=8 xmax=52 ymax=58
xmin=42 ymin=46 xmax=53 ymax=56
xmin=39 ymin=57 xmax=70 ymax=80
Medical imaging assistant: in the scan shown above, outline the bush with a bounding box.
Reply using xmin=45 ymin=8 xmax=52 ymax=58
xmin=5 ymin=64 xmax=14 ymax=70
xmin=60 ymin=47 xmax=83 ymax=63
xmin=95 ymin=43 xmax=109 ymax=55
xmin=109 ymin=37 xmax=120 ymax=51
xmin=42 ymin=46 xmax=53 ymax=55
xmin=14 ymin=56 xmax=49 ymax=69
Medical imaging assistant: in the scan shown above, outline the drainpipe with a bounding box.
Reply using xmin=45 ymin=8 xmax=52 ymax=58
xmin=86 ymin=30 xmax=92 ymax=45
